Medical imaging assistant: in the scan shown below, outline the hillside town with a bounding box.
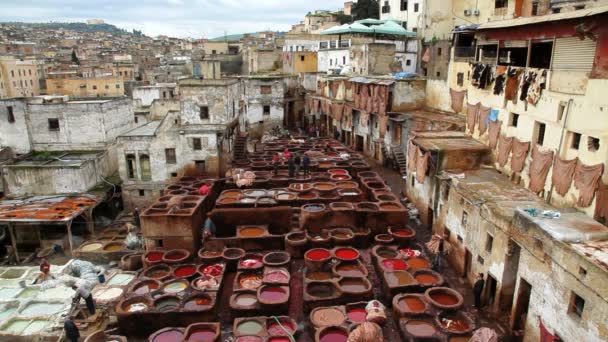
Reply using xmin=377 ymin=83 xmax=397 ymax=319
xmin=0 ymin=0 xmax=607 ymax=341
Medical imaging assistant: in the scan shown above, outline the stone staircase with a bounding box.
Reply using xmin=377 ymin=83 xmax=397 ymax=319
xmin=392 ymin=146 xmax=408 ymax=176
xmin=233 ymin=133 xmax=248 ymax=160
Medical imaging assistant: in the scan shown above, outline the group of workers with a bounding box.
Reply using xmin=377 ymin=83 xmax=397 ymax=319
xmin=272 ymin=148 xmax=311 ymax=178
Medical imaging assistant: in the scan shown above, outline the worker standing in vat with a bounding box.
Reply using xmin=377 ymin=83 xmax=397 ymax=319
xmin=272 ymin=153 xmax=280 ymax=175
xmin=64 ymin=316 xmax=80 ymax=342
xmin=33 ymin=258 xmax=54 ymax=284
xmin=72 ymin=284 xmax=96 ymax=316
xmin=473 ymin=273 xmax=485 ymax=310
xmin=198 ymin=183 xmax=211 ymax=196
xmin=202 ymin=214 xmax=216 ymax=242
xmin=294 ymin=154 xmax=301 ymax=176
xmin=282 ymin=148 xmax=291 ymax=160
xmin=302 ymin=154 xmax=311 ymax=176
xmin=133 ymin=208 xmax=141 ymax=228
xmin=288 ymin=155 xmax=295 ymax=178
xmin=432 ymin=237 xmax=445 ymax=272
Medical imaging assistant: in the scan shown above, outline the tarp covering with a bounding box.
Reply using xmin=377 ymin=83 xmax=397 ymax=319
xmin=552 ymin=157 xmax=578 ymax=196
xmin=528 ymin=146 xmax=554 ymax=194
xmin=573 ymin=161 xmax=604 ymax=207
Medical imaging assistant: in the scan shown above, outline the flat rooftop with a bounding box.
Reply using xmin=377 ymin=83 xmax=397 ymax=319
xmin=0 ymin=194 xmax=99 ymax=223
xmin=5 ymin=151 xmax=104 ymax=168
xmin=121 ymin=121 xmax=162 ymax=137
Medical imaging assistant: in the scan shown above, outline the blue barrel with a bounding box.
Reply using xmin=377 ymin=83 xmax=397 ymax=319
xmin=98 ymin=274 xmax=105 ymax=283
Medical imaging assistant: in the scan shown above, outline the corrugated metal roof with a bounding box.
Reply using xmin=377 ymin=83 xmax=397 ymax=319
xmin=0 ymin=195 xmax=100 ymax=223
xmin=478 ymin=5 xmax=608 ymax=30
xmin=348 ymin=77 xmax=395 ymax=85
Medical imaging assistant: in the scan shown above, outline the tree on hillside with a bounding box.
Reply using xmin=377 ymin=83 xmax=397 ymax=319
xmin=71 ymin=50 xmax=80 ymax=65
xmin=352 ymin=0 xmax=380 ymax=20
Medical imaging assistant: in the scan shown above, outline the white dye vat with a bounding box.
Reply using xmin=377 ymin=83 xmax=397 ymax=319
xmin=95 ymin=288 xmax=123 ymax=301
xmin=22 ymin=319 xmax=48 ymax=335
xmin=17 ymin=288 xmax=39 ymax=298
xmin=0 ymin=288 xmax=22 ymax=298
xmin=107 ymin=273 xmax=135 ymax=286
xmin=37 ymin=286 xmax=75 ymax=300
xmin=3 ymin=319 xmax=29 ymax=334
xmin=0 ymin=279 xmax=21 ymax=287
xmin=0 ymin=307 xmax=17 ymax=321
xmin=20 ymin=302 xmax=67 ymax=317
xmin=0 ymin=269 xmax=26 ymax=279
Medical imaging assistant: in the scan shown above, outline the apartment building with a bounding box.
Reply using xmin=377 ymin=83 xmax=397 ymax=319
xmin=0 ymin=57 xmax=41 ymax=98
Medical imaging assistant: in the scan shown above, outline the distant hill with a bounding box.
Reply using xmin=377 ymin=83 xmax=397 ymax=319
xmin=209 ymin=31 xmax=285 ymax=42
xmin=0 ymin=22 xmax=142 ymax=36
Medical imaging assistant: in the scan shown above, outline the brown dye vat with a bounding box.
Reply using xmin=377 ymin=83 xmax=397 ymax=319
xmin=338 ymin=277 xmax=371 ymax=294
xmin=356 ymin=202 xmax=379 ymax=211
xmin=365 ymin=181 xmax=387 ymax=189
xmin=334 ymin=262 xmax=366 ymax=277
xmin=328 ymin=202 xmax=354 ymax=211
xmin=395 ymin=294 xmax=427 ymax=314
xmin=297 ymin=192 xmax=318 ymax=200
xmin=330 ymin=174 xmax=352 ymax=181
xmin=132 ymin=280 xmax=161 ymax=295
xmin=169 ymin=189 xmax=188 ymax=195
xmin=306 ymin=282 xmax=337 ymax=298
xmin=407 ymin=257 xmax=430 ymax=270
xmin=358 ymin=171 xmax=378 ymax=178
xmin=289 ymin=183 xmax=313 ymax=192
xmin=377 ymin=194 xmax=398 ymax=201
xmin=275 ymin=192 xmax=297 ymax=201
xmin=385 ymin=271 xmax=416 ymax=286
xmin=425 ymin=287 xmax=464 ymax=310
xmin=238 ymin=226 xmax=266 ymax=238
xmin=238 ymin=273 xmax=263 ymax=290
xmin=198 ymin=249 xmax=223 ymax=262
xmin=404 ymin=320 xmax=437 ymax=338
xmin=103 ymin=242 xmax=124 ymax=252
xmin=257 ymin=285 xmax=289 ymax=304
xmin=436 ymin=312 xmax=475 ymax=335
xmin=183 ymin=294 xmax=214 ymax=311
xmin=119 ymin=295 xmax=152 ymax=313
xmin=379 ymin=202 xmax=402 ymax=210
xmin=144 ymin=265 xmax=172 ymax=280
xmin=221 ymin=190 xmax=242 ymax=198
xmin=285 ymin=232 xmax=307 ymax=244
xmin=263 ymin=252 xmax=291 ymax=267
xmin=310 ymin=307 xmax=347 ymax=327
xmin=218 ymin=197 xmax=239 ymax=205
xmin=374 ymin=234 xmax=395 ymax=245
xmin=374 ymin=246 xmax=398 ymax=259
xmin=162 ymin=249 xmax=191 ymax=264
xmin=413 ymin=270 xmax=443 ymax=286
xmin=306 ymin=271 xmax=334 ymax=281
xmin=121 ymin=253 xmax=143 ymax=271
xmin=313 ymin=182 xmax=337 ymax=192
xmin=449 ymin=336 xmax=473 ymax=342
xmin=336 ymin=181 xmax=358 ymax=189
xmin=223 ymin=248 xmax=245 ymax=261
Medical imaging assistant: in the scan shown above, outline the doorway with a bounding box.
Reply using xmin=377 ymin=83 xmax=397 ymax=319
xmin=394 ymin=123 xmax=402 ymax=145
xmin=485 ymin=274 xmax=498 ymax=308
xmin=355 ymin=135 xmax=364 ymax=152
xmin=511 ymin=278 xmax=532 ymax=341
xmin=464 ymin=249 xmax=472 ymax=278
xmin=427 ymin=207 xmax=434 ymax=230
xmin=501 ymin=241 xmax=521 ymax=312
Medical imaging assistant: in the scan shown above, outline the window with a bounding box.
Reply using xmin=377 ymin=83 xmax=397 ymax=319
xmin=444 ymin=228 xmax=451 ymax=240
xmin=343 ymin=56 xmax=346 ymax=65
xmin=406 ymin=59 xmax=411 ymax=66
xmin=7 ymin=106 xmax=15 ymax=123
xmin=48 ymin=118 xmax=59 ymax=131
xmin=578 ymin=267 xmax=587 ymax=278
xmin=568 ymin=292 xmax=585 ymax=318
xmin=330 ymin=59 xmax=333 ymax=66
xmin=571 ymin=132 xmax=581 ymax=150
xmin=171 ymin=172 xmax=178 ymax=177
xmin=165 ymin=148 xmax=176 ymax=164
xmin=437 ymin=47 xmax=442 ymax=56
xmin=163 ymin=91 xmax=167 ymax=98
xmin=260 ymin=85 xmax=272 ymax=94
xmin=414 ymin=3 xmax=419 ymax=12
xmin=92 ymin=85 xmax=97 ymax=90
xmin=105 ymin=85 xmax=109 ymax=89
xmin=401 ymin=0 xmax=408 ymax=11
xmin=140 ymin=155 xmax=151 ymax=180
xmin=134 ymin=116 xmax=138 ymax=124
xmin=457 ymin=235 xmax=463 ymax=243
xmin=195 ymin=160 xmax=206 ymax=173
xmin=263 ymin=105 xmax=271 ymax=115
xmin=139 ymin=189 xmax=145 ymax=197
xmin=535 ymin=122 xmax=546 ymax=146
xmin=510 ymin=113 xmax=519 ymax=127
xmin=495 ymin=0 xmax=507 ymax=8
xmin=11 ymin=70 xmax=14 ymax=77
xmin=212 ymin=50 xmax=217 ymax=54
xmin=485 ymin=234 xmax=494 ymax=253
xmin=28 ymin=69 xmax=31 ymax=76
xmin=300 ymin=55 xmax=305 ymax=62
xmin=529 ymin=41 xmax=553 ymax=69
xmin=126 ymin=154 xmax=136 ymax=179
xmin=116 ymin=84 xmax=120 ymax=89
xmin=532 ymin=1 xmax=539 ymax=16
xmin=462 ymin=211 xmax=468 ymax=226
xmin=457 ymin=72 xmax=464 ymax=86
xmin=382 ymin=1 xmax=390 ymax=13
xmin=588 ymin=137 xmax=600 ymax=152
xmin=200 ymin=106 xmax=209 ymax=120
xmin=436 ymin=71 xmax=441 ymax=77
xmin=477 ymin=256 xmax=485 ymax=264
xmin=193 ymin=138 xmax=202 ymax=150
xmin=557 ymin=102 xmax=566 ymax=121
xmin=170 ymin=91 xmax=174 ymax=98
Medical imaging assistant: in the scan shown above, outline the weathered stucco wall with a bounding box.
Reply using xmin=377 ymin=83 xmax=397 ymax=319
xmin=0 ymin=100 xmax=31 ymax=154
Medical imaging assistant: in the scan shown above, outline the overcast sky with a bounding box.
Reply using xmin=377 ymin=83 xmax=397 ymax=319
xmin=0 ymin=0 xmax=347 ymax=39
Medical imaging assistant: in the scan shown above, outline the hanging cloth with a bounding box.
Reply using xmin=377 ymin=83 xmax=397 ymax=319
xmin=478 ymin=105 xmax=491 ymax=135
xmin=332 ymin=103 xmax=344 ymax=122
xmin=450 ymin=88 xmax=467 ymax=113
xmin=505 ymin=68 xmax=523 ymax=103
xmin=488 ymin=120 xmax=502 ymax=149
xmin=408 ymin=140 xmax=418 ymax=172
xmin=510 ymin=138 xmax=530 ymax=173
xmin=379 ymin=86 xmax=389 ymax=116
xmin=360 ymin=110 xmax=369 ymax=128
xmin=528 ymin=146 xmax=554 ymax=194
xmin=551 ymin=157 xmax=578 ymax=196
xmin=466 ymin=102 xmax=480 ymax=133
xmin=498 ymin=135 xmax=513 ymax=167
xmin=540 ymin=321 xmax=559 ymax=342
xmin=313 ymin=99 xmax=320 ymax=114
xmin=415 ymin=149 xmax=430 ymax=183
xmin=573 ymin=161 xmax=604 ymax=207
xmin=594 ymin=181 xmax=608 ymax=223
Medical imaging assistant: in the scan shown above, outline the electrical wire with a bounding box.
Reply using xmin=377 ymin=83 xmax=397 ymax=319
xmin=271 ymin=316 xmax=296 ymax=342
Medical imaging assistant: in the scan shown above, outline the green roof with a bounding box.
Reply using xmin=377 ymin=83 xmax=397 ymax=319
xmin=321 ymin=22 xmax=374 ymax=35
xmin=321 ymin=18 xmax=415 ymax=37
xmin=209 ymin=32 xmax=258 ymax=42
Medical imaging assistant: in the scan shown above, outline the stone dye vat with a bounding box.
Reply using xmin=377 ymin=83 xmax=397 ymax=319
xmin=232 ymin=316 xmax=297 ymax=340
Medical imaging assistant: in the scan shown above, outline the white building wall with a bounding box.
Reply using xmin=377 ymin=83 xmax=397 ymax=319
xmin=0 ymin=100 xmax=31 ymax=154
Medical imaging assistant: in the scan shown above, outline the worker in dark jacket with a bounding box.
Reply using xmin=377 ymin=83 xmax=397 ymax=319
xmin=64 ymin=316 xmax=80 ymax=342
xmin=473 ymin=273 xmax=485 ymax=310
xmin=287 ymin=155 xmax=295 ymax=178
xmin=302 ymin=154 xmax=311 ymax=176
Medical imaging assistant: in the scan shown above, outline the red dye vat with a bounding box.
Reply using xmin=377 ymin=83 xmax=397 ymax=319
xmin=319 ymin=328 xmax=348 ymax=342
xmin=187 ymin=328 xmax=216 ymax=341
xmin=267 ymin=321 xmax=295 ymax=336
xmin=146 ymin=252 xmax=163 ymax=262
xmin=329 ymin=169 xmax=347 ymax=175
xmin=174 ymin=265 xmax=196 ymax=278
xmin=259 ymin=287 xmax=287 ymax=302
xmin=265 ymin=271 xmax=289 ymax=283
xmin=240 ymin=257 xmax=263 ymax=268
xmin=392 ymin=229 xmax=413 ymax=237
xmin=335 ymin=248 xmax=359 ymax=260
xmin=382 ymin=259 xmax=408 ymax=271
xmin=269 ymin=338 xmax=291 ymax=342
xmin=346 ymin=308 xmax=367 ymax=323
xmin=234 ymin=336 xmax=262 ymax=342
xmin=165 ymin=251 xmax=186 ymax=261
xmin=235 ymin=337 xmax=262 ymax=342
xmin=152 ymin=329 xmax=183 ymax=342
xmin=201 ymin=264 xmax=224 ymax=276
xmin=305 ymin=248 xmax=331 ymax=261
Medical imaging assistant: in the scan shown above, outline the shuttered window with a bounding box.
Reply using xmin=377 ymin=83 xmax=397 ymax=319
xmin=552 ymin=37 xmax=597 ymax=71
